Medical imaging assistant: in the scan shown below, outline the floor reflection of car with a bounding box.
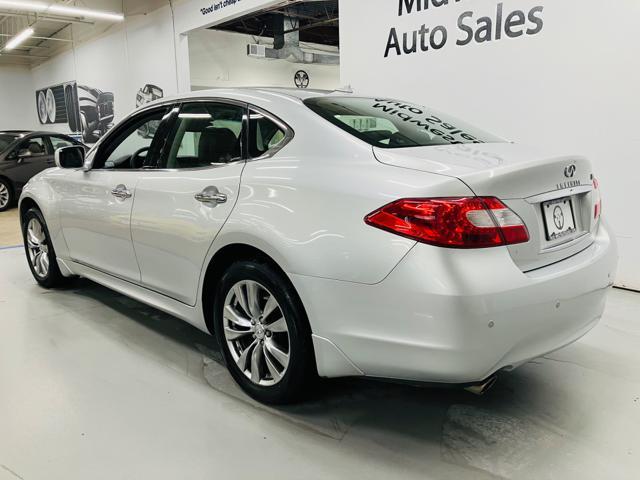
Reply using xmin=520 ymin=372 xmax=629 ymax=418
xmin=78 ymin=85 xmax=114 ymax=144
xmin=136 ymin=84 xmax=163 ymax=108
xmin=0 ymin=131 xmax=85 ymax=211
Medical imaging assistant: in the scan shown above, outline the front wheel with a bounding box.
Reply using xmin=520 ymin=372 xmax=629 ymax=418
xmin=0 ymin=178 xmax=13 ymax=212
xmin=213 ymin=260 xmax=316 ymax=404
xmin=22 ymin=208 xmax=68 ymax=288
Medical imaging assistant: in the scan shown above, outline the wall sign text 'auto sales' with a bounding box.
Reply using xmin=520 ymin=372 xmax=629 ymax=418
xmin=385 ymin=0 xmax=545 ymax=57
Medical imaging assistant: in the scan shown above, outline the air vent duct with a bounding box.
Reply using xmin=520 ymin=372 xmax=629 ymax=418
xmin=246 ymin=14 xmax=339 ymax=65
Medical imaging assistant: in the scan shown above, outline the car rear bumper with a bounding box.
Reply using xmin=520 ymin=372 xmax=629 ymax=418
xmin=292 ymin=221 xmax=618 ymax=383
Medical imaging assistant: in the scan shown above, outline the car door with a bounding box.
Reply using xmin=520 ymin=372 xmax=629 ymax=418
xmin=9 ymin=136 xmax=54 ymax=189
xmin=55 ymin=106 xmax=172 ymax=283
xmin=130 ymin=100 xmax=247 ymax=305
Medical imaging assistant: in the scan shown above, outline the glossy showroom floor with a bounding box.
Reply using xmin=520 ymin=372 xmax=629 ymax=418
xmin=0 ymin=211 xmax=639 ymax=480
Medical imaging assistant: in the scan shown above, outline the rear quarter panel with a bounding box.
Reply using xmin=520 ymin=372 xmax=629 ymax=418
xmin=213 ymin=107 xmax=475 ymax=285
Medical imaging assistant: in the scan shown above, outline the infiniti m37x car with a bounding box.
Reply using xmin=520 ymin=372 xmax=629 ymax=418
xmin=18 ymin=88 xmax=617 ymax=404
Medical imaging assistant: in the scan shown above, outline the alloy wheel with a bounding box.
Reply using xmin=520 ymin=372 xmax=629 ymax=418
xmin=0 ymin=183 xmax=9 ymax=209
xmin=26 ymin=218 xmax=50 ymax=278
xmin=223 ymin=280 xmax=291 ymax=386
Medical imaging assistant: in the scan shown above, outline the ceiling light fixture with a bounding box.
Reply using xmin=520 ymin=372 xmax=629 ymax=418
xmin=0 ymin=1 xmax=124 ymax=21
xmin=4 ymin=26 xmax=34 ymax=50
xmin=48 ymin=4 xmax=124 ymax=21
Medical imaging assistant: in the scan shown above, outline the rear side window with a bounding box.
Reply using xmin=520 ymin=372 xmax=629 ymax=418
xmin=304 ymin=97 xmax=502 ymax=148
xmin=50 ymin=136 xmax=74 ymax=150
xmin=249 ymin=109 xmax=287 ymax=158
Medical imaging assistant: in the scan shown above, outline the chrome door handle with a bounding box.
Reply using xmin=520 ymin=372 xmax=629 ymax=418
xmin=195 ymin=187 xmax=227 ymax=205
xmin=111 ymin=185 xmax=132 ymax=199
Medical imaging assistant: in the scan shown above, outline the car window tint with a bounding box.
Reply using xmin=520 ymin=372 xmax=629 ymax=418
xmin=97 ymin=110 xmax=167 ymax=170
xmin=305 ymin=97 xmax=503 ymax=148
xmin=50 ymin=136 xmax=74 ymax=150
xmin=20 ymin=137 xmax=49 ymax=156
xmin=164 ymin=103 xmax=244 ymax=169
xmin=249 ymin=110 xmax=287 ymax=158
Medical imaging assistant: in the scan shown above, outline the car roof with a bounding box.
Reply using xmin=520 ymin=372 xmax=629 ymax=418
xmin=146 ymin=86 xmax=354 ymax=109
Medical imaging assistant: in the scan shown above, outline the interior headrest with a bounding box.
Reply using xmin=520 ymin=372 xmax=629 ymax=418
xmin=198 ymin=127 xmax=239 ymax=163
xmin=28 ymin=141 xmax=43 ymax=154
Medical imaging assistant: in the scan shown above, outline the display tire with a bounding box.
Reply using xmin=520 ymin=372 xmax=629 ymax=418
xmin=80 ymin=112 xmax=90 ymax=143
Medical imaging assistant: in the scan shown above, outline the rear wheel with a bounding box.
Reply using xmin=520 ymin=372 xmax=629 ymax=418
xmin=213 ymin=260 xmax=316 ymax=404
xmin=22 ymin=208 xmax=68 ymax=288
xmin=0 ymin=178 xmax=13 ymax=212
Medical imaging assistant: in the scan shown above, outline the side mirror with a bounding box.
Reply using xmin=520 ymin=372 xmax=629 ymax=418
xmin=55 ymin=145 xmax=85 ymax=169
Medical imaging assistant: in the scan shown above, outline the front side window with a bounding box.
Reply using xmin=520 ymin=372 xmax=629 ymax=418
xmin=95 ymin=109 xmax=168 ymax=170
xmin=164 ymin=103 xmax=244 ymax=169
xmin=304 ymin=97 xmax=502 ymax=148
xmin=19 ymin=137 xmax=50 ymax=157
xmin=248 ymin=109 xmax=287 ymax=158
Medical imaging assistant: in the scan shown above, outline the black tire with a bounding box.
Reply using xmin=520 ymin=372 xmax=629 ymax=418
xmin=213 ymin=260 xmax=316 ymax=405
xmin=22 ymin=207 xmax=68 ymax=288
xmin=0 ymin=178 xmax=14 ymax=212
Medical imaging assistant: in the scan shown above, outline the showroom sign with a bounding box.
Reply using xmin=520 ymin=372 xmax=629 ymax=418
xmin=199 ymin=0 xmax=242 ymax=17
xmin=175 ymin=0 xmax=280 ymax=33
xmin=385 ymin=0 xmax=545 ymax=57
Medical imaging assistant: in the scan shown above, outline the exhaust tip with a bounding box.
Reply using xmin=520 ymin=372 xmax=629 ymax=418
xmin=464 ymin=375 xmax=498 ymax=396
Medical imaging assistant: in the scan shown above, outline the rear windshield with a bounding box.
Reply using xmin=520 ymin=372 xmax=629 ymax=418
xmin=304 ymin=97 xmax=502 ymax=148
xmin=0 ymin=134 xmax=19 ymax=153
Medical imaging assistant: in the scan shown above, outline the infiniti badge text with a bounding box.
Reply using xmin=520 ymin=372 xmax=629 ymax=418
xmin=557 ymin=179 xmax=582 ymax=190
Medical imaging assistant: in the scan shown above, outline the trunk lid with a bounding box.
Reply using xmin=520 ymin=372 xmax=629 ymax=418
xmin=374 ymin=143 xmax=600 ymax=272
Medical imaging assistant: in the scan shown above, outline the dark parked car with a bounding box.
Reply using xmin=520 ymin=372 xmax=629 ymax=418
xmin=0 ymin=131 xmax=85 ymax=211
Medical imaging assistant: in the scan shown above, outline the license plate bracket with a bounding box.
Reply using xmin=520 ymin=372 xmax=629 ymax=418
xmin=542 ymin=197 xmax=577 ymax=241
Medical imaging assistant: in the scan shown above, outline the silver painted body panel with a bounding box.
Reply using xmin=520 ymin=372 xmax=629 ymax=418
xmin=19 ymin=88 xmax=618 ymax=383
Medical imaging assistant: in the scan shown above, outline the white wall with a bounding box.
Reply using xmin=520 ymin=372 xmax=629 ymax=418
xmin=0 ymin=66 xmax=36 ymax=130
xmin=188 ymin=29 xmax=340 ymax=90
xmin=172 ymin=0 xmax=284 ymax=92
xmin=340 ymin=0 xmax=640 ymax=290
xmin=3 ymin=0 xmax=292 ymax=132
xmin=30 ymin=4 xmax=179 ymax=136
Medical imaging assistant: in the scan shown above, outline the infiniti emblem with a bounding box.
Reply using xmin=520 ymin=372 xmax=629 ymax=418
xmin=564 ymin=164 xmax=576 ymax=178
xmin=294 ymin=70 xmax=310 ymax=89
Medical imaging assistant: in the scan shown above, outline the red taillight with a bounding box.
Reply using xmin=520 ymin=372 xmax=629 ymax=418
xmin=365 ymin=197 xmax=529 ymax=248
xmin=593 ymin=177 xmax=602 ymax=220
